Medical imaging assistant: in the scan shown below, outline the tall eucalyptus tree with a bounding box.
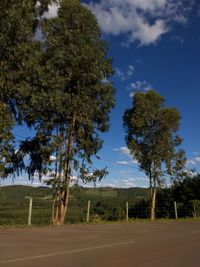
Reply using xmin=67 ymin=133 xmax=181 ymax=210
xmin=123 ymin=90 xmax=186 ymax=220
xmin=19 ymin=0 xmax=115 ymax=224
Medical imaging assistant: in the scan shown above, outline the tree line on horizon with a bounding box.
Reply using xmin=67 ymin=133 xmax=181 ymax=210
xmin=0 ymin=0 xmax=191 ymax=224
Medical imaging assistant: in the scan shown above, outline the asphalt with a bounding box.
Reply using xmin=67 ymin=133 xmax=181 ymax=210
xmin=0 ymin=222 xmax=200 ymax=267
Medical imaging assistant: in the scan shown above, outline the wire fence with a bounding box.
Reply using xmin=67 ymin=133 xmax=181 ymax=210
xmin=0 ymin=198 xmax=200 ymax=226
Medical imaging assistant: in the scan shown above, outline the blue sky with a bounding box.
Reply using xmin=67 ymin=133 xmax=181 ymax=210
xmin=2 ymin=0 xmax=200 ymax=188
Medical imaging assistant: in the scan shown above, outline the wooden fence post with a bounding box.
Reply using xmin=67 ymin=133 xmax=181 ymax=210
xmin=174 ymin=201 xmax=178 ymax=219
xmin=126 ymin=201 xmax=129 ymax=222
xmin=193 ymin=203 xmax=196 ymax=218
xmin=87 ymin=200 xmax=91 ymax=223
xmin=28 ymin=197 xmax=33 ymax=226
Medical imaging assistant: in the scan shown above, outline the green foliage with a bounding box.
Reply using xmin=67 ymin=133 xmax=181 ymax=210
xmin=0 ymin=0 xmax=57 ymax=179
xmin=14 ymin=0 xmax=115 ymax=186
xmin=123 ymin=90 xmax=185 ymax=182
xmin=0 ymin=102 xmax=15 ymax=178
xmin=129 ymin=199 xmax=150 ymax=219
xmin=172 ymin=174 xmax=200 ymax=203
xmin=0 ymin=1 xmax=52 ymax=115
xmin=40 ymin=0 xmax=115 ymax=156
xmin=156 ymin=188 xmax=175 ymax=218
xmin=123 ymin=90 xmax=186 ymax=219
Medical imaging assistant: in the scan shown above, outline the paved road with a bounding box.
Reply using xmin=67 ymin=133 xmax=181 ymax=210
xmin=0 ymin=222 xmax=200 ymax=267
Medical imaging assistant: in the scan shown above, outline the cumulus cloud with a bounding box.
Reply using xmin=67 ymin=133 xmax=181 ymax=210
xmin=85 ymin=0 xmax=194 ymax=45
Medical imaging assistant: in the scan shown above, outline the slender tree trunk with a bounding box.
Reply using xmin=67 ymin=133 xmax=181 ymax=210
xmin=149 ymin=168 xmax=153 ymax=219
xmin=52 ymin=126 xmax=64 ymax=225
xmin=150 ymin=187 xmax=157 ymax=221
xmin=51 ymin=117 xmax=75 ymax=225
xmin=60 ymin=157 xmax=73 ymax=224
xmin=149 ymin=172 xmax=153 ymax=200
xmin=59 ymin=116 xmax=76 ymax=225
xmin=150 ymin=176 xmax=157 ymax=221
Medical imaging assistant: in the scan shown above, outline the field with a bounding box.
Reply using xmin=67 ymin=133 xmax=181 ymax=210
xmin=0 ymin=222 xmax=200 ymax=266
xmin=0 ymin=185 xmax=199 ymax=227
xmin=0 ymin=185 xmax=149 ymax=226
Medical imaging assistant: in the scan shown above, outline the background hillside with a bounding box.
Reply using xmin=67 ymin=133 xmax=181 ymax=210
xmin=0 ymin=185 xmax=149 ymax=202
xmin=0 ymin=185 xmax=149 ymax=225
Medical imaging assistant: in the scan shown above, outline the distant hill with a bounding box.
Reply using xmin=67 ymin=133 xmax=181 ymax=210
xmin=0 ymin=185 xmax=150 ymax=225
xmin=0 ymin=185 xmax=52 ymax=201
xmin=0 ymin=185 xmax=149 ymax=203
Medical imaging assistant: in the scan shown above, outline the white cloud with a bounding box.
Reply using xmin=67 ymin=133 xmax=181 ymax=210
xmin=127 ymin=65 xmax=135 ymax=76
xmin=132 ymin=159 xmax=138 ymax=165
xmin=130 ymin=19 xmax=168 ymax=46
xmin=95 ymin=180 xmax=121 ymax=188
xmin=128 ymin=80 xmax=152 ymax=91
xmin=121 ymin=176 xmax=148 ymax=187
xmin=194 ymin=157 xmax=200 ymax=162
xmin=116 ymin=65 xmax=135 ymax=81
xmin=135 ymin=177 xmax=149 ymax=181
xmin=129 ymin=91 xmax=136 ymax=98
xmin=50 ymin=155 xmax=57 ymax=161
xmin=116 ymin=161 xmax=129 ymax=165
xmin=186 ymin=156 xmax=200 ymax=166
xmin=114 ymin=146 xmax=139 ymax=166
xmin=186 ymin=160 xmax=197 ymax=166
xmin=97 ymin=176 xmax=149 ymax=188
xmin=85 ymin=0 xmax=194 ymax=46
xmin=44 ymin=3 xmax=59 ymax=18
xmin=113 ymin=146 xmax=131 ymax=157
xmin=118 ymin=170 xmax=132 ymax=174
xmin=122 ymin=181 xmax=136 ymax=188
xmin=127 ymin=80 xmax=153 ymax=97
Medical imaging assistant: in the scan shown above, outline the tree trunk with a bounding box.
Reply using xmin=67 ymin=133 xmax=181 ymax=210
xmin=150 ymin=187 xmax=156 ymax=221
xmin=149 ymin=172 xmax=153 ymax=200
xmin=150 ymin=175 xmax=157 ymax=221
xmin=56 ymin=116 xmax=76 ymax=225
xmin=52 ymin=127 xmax=64 ymax=225
xmin=52 ymin=198 xmax=56 ymax=224
xmin=59 ymin=176 xmax=70 ymax=225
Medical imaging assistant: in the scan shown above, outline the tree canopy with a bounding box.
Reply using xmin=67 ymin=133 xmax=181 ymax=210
xmin=123 ymin=90 xmax=186 ymax=220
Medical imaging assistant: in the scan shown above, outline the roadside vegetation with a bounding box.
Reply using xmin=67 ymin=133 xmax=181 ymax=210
xmin=0 ymin=174 xmax=199 ymax=226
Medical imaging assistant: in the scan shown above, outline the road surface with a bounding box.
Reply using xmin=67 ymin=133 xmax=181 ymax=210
xmin=0 ymin=222 xmax=200 ymax=267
